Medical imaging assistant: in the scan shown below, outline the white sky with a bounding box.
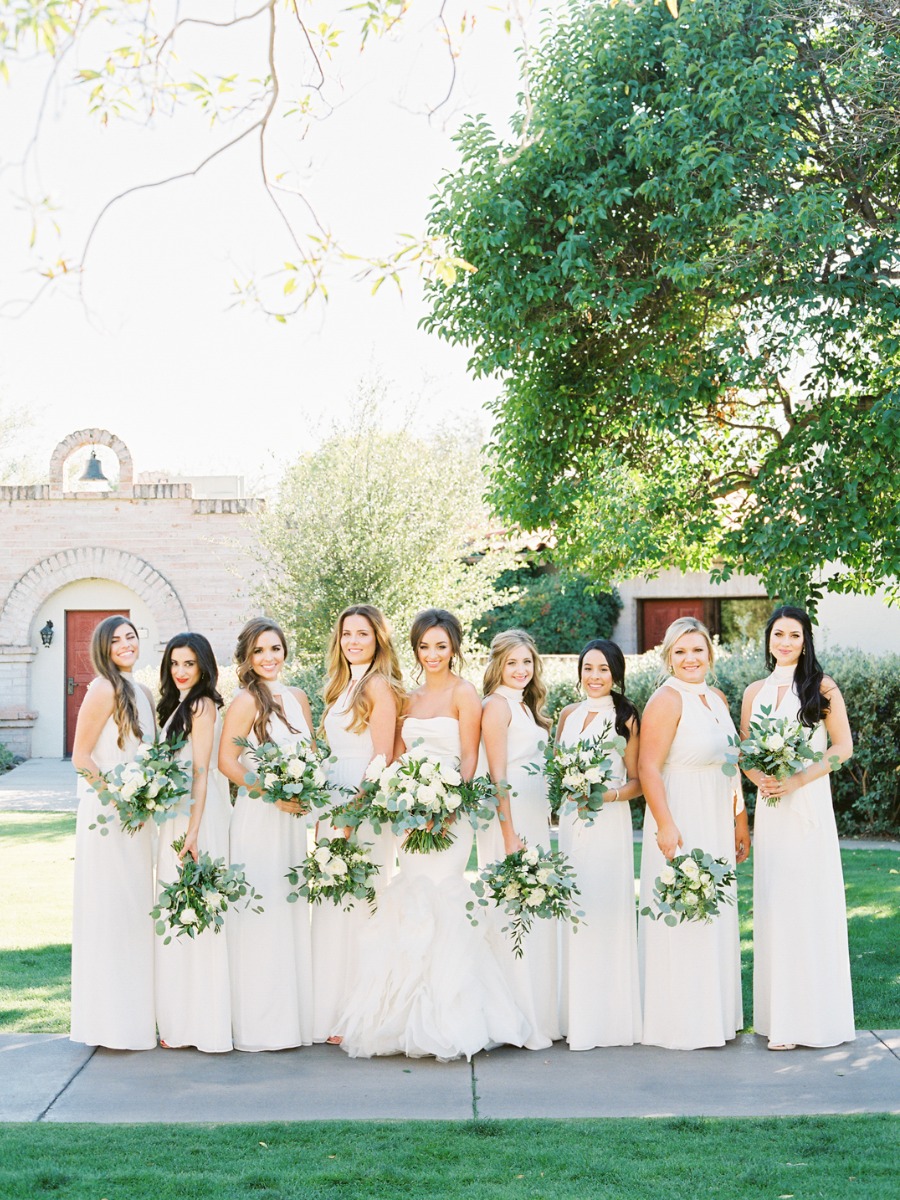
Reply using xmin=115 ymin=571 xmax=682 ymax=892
xmin=0 ymin=1 xmax=553 ymax=491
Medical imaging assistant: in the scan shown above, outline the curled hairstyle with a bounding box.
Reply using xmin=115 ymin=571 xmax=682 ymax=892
xmin=658 ymin=617 xmax=715 ymax=685
xmin=482 ymin=629 xmax=551 ymax=732
xmin=578 ymin=638 xmax=640 ymax=740
xmin=322 ymin=605 xmax=406 ymax=735
xmin=764 ymin=604 xmax=829 ymax=728
xmin=235 ymin=618 xmax=301 ymax=744
xmin=90 ymin=615 xmax=143 ymax=750
xmin=409 ymin=608 xmax=465 ymax=680
xmin=158 ymin=632 xmax=224 ymax=744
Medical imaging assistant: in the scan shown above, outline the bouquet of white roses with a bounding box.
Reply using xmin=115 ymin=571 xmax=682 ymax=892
xmin=234 ymin=736 xmax=337 ymax=816
xmin=640 ymin=848 xmax=736 ymax=926
xmin=286 ymin=836 xmax=379 ymax=911
xmin=467 ymin=844 xmax=584 ymax=958
xmin=84 ymin=735 xmax=191 ymax=836
xmin=528 ymin=722 xmax=626 ymax=825
xmin=723 ymin=705 xmax=826 ymax=805
xmin=341 ymin=748 xmax=497 ymax=853
xmin=152 ymin=836 xmax=264 ymax=943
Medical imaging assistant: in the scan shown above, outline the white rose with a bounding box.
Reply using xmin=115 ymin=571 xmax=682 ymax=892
xmin=439 ymin=764 xmax=461 ymax=787
xmin=120 ymin=780 xmax=140 ymax=800
xmin=523 ymin=847 xmax=540 ymax=866
xmin=179 ymin=907 xmax=199 ymax=925
xmin=536 ymin=868 xmax=553 ymax=884
xmin=445 ymin=794 xmax=461 ymax=812
xmin=417 ymin=784 xmax=438 ymax=806
xmin=205 ymin=892 xmax=226 ymax=910
xmin=659 ymin=865 xmax=677 ymax=887
xmin=702 ymin=881 xmax=716 ymax=898
xmin=145 ymin=780 xmax=161 ymax=799
xmin=365 ymin=754 xmax=387 ymax=782
xmin=680 ymin=857 xmax=701 ymax=879
xmin=504 ymin=883 xmax=520 ymax=898
xmin=584 ymin=766 xmax=603 ymax=784
xmin=764 ymin=733 xmax=785 ymax=751
xmin=330 ymin=859 xmax=348 ymax=876
xmin=145 ymin=799 xmax=157 ymax=810
xmin=313 ymin=767 xmax=327 ymax=787
xmin=287 ymin=757 xmax=304 ymax=779
xmin=263 ymin=772 xmax=279 ymax=789
xmin=314 ymin=845 xmax=332 ymax=864
xmin=525 ymin=887 xmax=546 ymax=907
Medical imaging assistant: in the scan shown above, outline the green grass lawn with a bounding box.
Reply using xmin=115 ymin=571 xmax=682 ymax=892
xmin=1 ymin=813 xmax=898 ymax=1033
xmin=0 ymin=1116 xmax=898 ymax=1200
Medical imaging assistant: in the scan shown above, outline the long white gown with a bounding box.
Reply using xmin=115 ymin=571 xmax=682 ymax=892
xmin=752 ymin=665 xmax=855 ymax=1046
xmin=155 ymin=708 xmax=232 ymax=1052
xmin=638 ymin=677 xmax=743 ymax=1050
xmin=558 ymin=697 xmax=642 ymax=1049
xmin=476 ymin=685 xmax=561 ymax=1049
xmin=312 ymin=666 xmax=394 ymax=1041
xmin=71 ymin=678 xmax=157 ymax=1050
xmin=336 ymin=716 xmax=531 ymax=1059
xmin=228 ymin=683 xmax=314 ymax=1051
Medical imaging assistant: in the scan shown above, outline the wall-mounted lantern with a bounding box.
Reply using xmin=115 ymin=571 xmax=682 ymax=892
xmin=39 ymin=620 xmax=54 ymax=648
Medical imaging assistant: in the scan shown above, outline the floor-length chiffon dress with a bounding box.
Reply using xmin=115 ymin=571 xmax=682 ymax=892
xmin=228 ymin=683 xmax=314 ymax=1051
xmin=477 ymin=685 xmax=560 ymax=1049
xmin=638 ymin=677 xmax=743 ymax=1050
xmin=558 ymin=696 xmax=642 ymax=1049
xmin=155 ymin=710 xmax=233 ymax=1052
xmin=336 ymin=716 xmax=531 ymax=1060
xmin=71 ymin=678 xmax=157 ymax=1049
xmin=752 ymin=664 xmax=855 ymax=1047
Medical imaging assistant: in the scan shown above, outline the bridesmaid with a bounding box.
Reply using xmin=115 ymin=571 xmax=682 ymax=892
xmin=479 ymin=628 xmax=561 ymax=1049
xmin=218 ymin=618 xmax=317 ymax=1052
xmin=155 ymin=632 xmax=232 ymax=1053
xmin=70 ymin=615 xmax=157 ymax=1049
xmin=638 ymin=617 xmax=750 ymax=1050
xmin=556 ymin=639 xmax=643 ymax=1049
xmin=742 ymin=605 xmax=855 ymax=1050
xmin=312 ymin=604 xmax=405 ymax=1044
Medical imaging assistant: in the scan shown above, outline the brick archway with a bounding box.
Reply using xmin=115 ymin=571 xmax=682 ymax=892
xmin=49 ymin=428 xmax=134 ymax=498
xmin=0 ymin=547 xmax=188 ymax=646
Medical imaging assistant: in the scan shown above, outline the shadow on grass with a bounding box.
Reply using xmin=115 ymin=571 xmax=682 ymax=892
xmin=0 ymin=814 xmax=76 ymax=846
xmin=0 ymin=944 xmax=71 ymax=1033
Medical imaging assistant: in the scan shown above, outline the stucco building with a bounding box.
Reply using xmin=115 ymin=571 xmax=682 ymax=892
xmin=0 ymin=429 xmax=263 ymax=758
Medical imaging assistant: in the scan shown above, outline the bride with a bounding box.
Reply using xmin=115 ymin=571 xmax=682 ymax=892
xmin=336 ymin=607 xmax=531 ymax=1060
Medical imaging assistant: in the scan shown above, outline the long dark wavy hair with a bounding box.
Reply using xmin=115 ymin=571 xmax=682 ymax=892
xmin=90 ymin=615 xmax=143 ymax=750
xmin=763 ymin=605 xmax=829 ymax=728
xmin=235 ymin=617 xmax=302 ymax=744
xmin=578 ymin=638 xmax=640 ymax=741
xmin=158 ymin=632 xmax=224 ymax=743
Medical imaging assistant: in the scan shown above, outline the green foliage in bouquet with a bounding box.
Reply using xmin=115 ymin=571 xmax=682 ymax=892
xmin=529 ymin=724 xmax=626 ymax=826
xmin=468 ymin=844 xmax=584 ymax=958
xmin=286 ymin=837 xmax=379 ymax=911
xmin=233 ymin=736 xmax=338 ymax=816
xmin=641 ymin=848 xmax=736 ymax=927
xmin=152 ymin=837 xmax=264 ymax=944
xmin=84 ymin=735 xmax=191 ymax=836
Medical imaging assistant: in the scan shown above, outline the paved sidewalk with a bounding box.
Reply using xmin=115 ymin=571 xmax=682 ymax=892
xmin=0 ymin=758 xmax=77 ymax=811
xmin=1 ymin=1031 xmax=898 ymax=1123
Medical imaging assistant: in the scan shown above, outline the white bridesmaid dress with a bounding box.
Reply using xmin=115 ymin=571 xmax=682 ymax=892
xmin=155 ymin=709 xmax=232 ymax=1052
xmin=638 ymin=677 xmax=743 ymax=1050
xmin=228 ymin=683 xmax=314 ymax=1051
xmin=476 ymin=685 xmax=561 ymax=1049
xmin=336 ymin=716 xmax=531 ymax=1059
xmin=752 ymin=664 xmax=855 ymax=1046
xmin=312 ymin=665 xmax=394 ymax=1041
xmin=558 ymin=696 xmax=642 ymax=1049
xmin=71 ymin=678 xmax=157 ymax=1050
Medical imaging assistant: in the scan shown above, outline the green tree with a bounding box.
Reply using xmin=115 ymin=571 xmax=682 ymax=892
xmin=424 ymin=0 xmax=900 ymax=610
xmin=474 ymin=565 xmax=621 ymax=654
xmin=256 ymin=389 xmax=510 ymax=660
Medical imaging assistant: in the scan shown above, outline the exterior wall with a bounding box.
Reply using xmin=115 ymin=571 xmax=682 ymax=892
xmin=816 ymin=590 xmax=900 ymax=654
xmin=612 ymin=569 xmax=768 ymax=653
xmin=0 ymin=442 xmax=265 ymax=757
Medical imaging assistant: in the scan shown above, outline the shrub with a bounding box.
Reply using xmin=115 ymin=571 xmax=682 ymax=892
xmin=475 ymin=569 xmax=622 ymax=654
xmin=0 ymin=743 xmax=17 ymax=773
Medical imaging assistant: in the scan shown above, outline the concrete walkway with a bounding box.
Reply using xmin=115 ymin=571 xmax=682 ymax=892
xmin=1 ymin=1031 xmax=898 ymax=1122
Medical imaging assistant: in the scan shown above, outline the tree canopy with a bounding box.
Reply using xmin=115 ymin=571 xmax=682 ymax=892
xmin=256 ymin=389 xmax=508 ymax=660
xmin=424 ymin=0 xmax=900 ymax=609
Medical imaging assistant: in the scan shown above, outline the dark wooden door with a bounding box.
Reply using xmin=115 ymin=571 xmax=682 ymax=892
xmin=640 ymin=599 xmax=712 ymax=653
xmin=65 ymin=610 xmax=129 ymax=755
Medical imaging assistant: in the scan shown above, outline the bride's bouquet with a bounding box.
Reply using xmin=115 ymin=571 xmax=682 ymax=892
xmin=286 ymin=837 xmax=379 ymax=911
xmin=345 ymin=749 xmax=497 ymax=853
xmin=529 ymin=723 xmax=626 ymax=825
xmin=467 ymin=845 xmax=584 ymax=957
xmin=234 ymin=736 xmax=337 ymax=816
xmin=723 ymin=705 xmax=825 ymax=805
xmin=641 ymin=848 xmax=736 ymax=926
xmin=84 ymin=735 xmax=191 ymax=836
xmin=152 ymin=836 xmax=264 ymax=943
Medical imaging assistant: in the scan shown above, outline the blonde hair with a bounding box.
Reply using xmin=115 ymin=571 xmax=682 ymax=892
xmin=482 ymin=628 xmax=551 ymax=732
xmin=658 ymin=616 xmax=715 ymax=684
xmin=91 ymin=615 xmax=143 ymax=750
xmin=322 ymin=604 xmax=406 ymax=735
xmin=234 ymin=618 xmax=301 ymax=745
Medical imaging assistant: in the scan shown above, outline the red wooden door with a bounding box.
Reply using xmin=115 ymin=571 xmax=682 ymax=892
xmin=640 ymin=599 xmax=711 ymax=653
xmin=65 ymin=610 xmax=129 ymax=755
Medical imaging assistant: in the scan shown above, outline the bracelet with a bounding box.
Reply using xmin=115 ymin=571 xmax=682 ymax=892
xmin=612 ymin=788 xmax=619 ymax=802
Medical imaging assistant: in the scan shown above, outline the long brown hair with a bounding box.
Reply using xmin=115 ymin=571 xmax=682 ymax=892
xmin=90 ymin=615 xmax=143 ymax=750
xmin=322 ymin=604 xmax=405 ymax=735
xmin=482 ymin=628 xmax=551 ymax=731
xmin=234 ymin=618 xmax=301 ymax=744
